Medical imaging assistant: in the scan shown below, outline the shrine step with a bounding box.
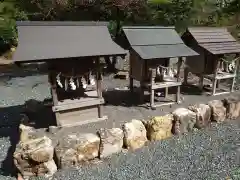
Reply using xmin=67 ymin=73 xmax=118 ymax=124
xmin=58 ymin=115 xmax=108 ymax=127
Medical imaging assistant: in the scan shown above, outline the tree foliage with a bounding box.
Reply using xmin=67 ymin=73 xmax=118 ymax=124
xmin=0 ymin=0 xmax=239 ymax=54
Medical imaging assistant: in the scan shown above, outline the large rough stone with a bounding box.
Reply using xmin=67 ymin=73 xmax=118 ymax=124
xmin=188 ymin=104 xmax=211 ymax=129
xmin=172 ymin=108 xmax=197 ymax=135
xmin=146 ymin=115 xmax=173 ymax=141
xmin=14 ymin=136 xmax=57 ymax=179
xmin=122 ymin=119 xmax=147 ymax=150
xmin=19 ymin=124 xmax=34 ymax=142
xmin=55 ymin=133 xmax=100 ymax=169
xmin=208 ymin=100 xmax=226 ymax=123
xmin=223 ymin=96 xmax=240 ymax=120
xmin=19 ymin=124 xmax=58 ymax=147
xmin=16 ymin=159 xmax=57 ymax=179
xmin=98 ymin=128 xmax=123 ymax=158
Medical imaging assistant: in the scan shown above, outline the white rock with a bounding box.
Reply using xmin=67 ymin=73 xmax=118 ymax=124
xmin=122 ymin=119 xmax=147 ymax=150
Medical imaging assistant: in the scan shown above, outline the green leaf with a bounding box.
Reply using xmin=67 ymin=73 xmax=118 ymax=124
xmin=148 ymin=0 xmax=170 ymax=5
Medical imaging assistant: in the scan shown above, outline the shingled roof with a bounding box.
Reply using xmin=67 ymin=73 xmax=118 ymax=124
xmin=186 ymin=27 xmax=240 ymax=55
xmin=13 ymin=21 xmax=127 ymax=63
xmin=122 ymin=26 xmax=198 ymax=60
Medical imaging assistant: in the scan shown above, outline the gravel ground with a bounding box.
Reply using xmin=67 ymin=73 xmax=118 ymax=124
xmin=51 ymin=122 xmax=240 ymax=180
xmin=0 ymin=73 xmax=240 ymax=179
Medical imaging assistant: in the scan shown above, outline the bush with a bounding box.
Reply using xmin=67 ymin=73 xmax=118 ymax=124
xmin=0 ymin=2 xmax=28 ymax=54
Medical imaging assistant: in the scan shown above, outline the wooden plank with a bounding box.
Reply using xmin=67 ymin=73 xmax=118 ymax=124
xmin=202 ymin=42 xmax=240 ymax=48
xmin=196 ymin=37 xmax=235 ymax=43
xmin=194 ymin=34 xmax=233 ymax=38
xmin=190 ymin=29 xmax=228 ymax=33
xmin=58 ymin=106 xmax=98 ymax=122
xmin=53 ymin=98 xmax=104 ymax=112
xmin=210 ymin=91 xmax=231 ymax=96
xmin=202 ymin=46 xmax=240 ymax=51
xmin=204 ymin=73 xmax=235 ymax=80
xmin=149 ymin=102 xmax=175 ymax=108
xmin=55 ymin=106 xmax=108 ymax=127
xmin=151 ymin=81 xmax=182 ymax=89
xmin=216 ymin=74 xmax=235 ymax=80
xmin=59 ymin=116 xmax=108 ymax=127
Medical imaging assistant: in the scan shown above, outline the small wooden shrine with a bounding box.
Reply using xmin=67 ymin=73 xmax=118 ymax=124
xmin=122 ymin=26 xmax=198 ymax=108
xmin=182 ymin=27 xmax=240 ymax=96
xmin=13 ymin=21 xmax=126 ymax=127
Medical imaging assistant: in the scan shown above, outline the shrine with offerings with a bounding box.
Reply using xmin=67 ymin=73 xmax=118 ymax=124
xmin=122 ymin=26 xmax=198 ymax=108
xmin=182 ymin=27 xmax=240 ymax=96
xmin=13 ymin=21 xmax=127 ymax=127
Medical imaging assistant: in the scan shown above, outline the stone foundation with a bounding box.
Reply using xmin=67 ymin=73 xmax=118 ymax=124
xmin=14 ymin=95 xmax=240 ymax=179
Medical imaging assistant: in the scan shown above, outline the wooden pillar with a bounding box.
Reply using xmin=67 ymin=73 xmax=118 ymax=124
xmin=176 ymin=57 xmax=183 ymax=82
xmin=231 ymin=54 xmax=240 ymax=92
xmin=176 ymin=57 xmax=182 ymax=103
xmin=212 ymin=58 xmax=220 ymax=96
xmin=129 ymin=53 xmax=134 ymax=93
xmin=96 ymin=58 xmax=103 ymax=118
xmin=199 ymin=75 xmax=204 ymax=90
xmin=130 ymin=77 xmax=134 ymax=93
xmin=150 ymin=68 xmax=156 ymax=109
xmin=48 ymin=64 xmax=61 ymax=126
xmin=216 ymin=59 xmax=221 ymax=89
xmin=183 ymin=67 xmax=189 ymax=85
xmin=165 ymin=87 xmax=168 ymax=99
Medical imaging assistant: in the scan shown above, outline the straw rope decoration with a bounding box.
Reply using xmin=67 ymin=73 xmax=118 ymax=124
xmin=220 ymin=56 xmax=240 ymax=73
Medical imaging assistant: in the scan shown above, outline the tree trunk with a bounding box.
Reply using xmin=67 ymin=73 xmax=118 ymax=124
xmin=106 ymin=7 xmax=120 ymax=73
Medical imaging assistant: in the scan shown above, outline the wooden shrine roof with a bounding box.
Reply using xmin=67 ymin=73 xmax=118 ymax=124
xmin=13 ymin=21 xmax=127 ymax=63
xmin=122 ymin=26 xmax=198 ymax=60
xmin=186 ymin=27 xmax=240 ymax=55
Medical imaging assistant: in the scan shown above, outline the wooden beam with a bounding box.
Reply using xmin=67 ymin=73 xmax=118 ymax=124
xmin=96 ymin=57 xmax=103 ymax=118
xmin=177 ymin=57 xmax=183 ymax=82
xmin=199 ymin=75 xmax=204 ymax=90
xmin=129 ymin=57 xmax=134 ymax=93
xmin=183 ymin=67 xmax=189 ymax=85
xmin=151 ymin=81 xmax=182 ymax=89
xmin=149 ymin=102 xmax=175 ymax=108
xmin=150 ymin=68 xmax=156 ymax=108
xmin=212 ymin=57 xmax=220 ymax=96
xmin=165 ymin=87 xmax=168 ymax=99
xmin=176 ymin=86 xmax=181 ymax=103
xmin=52 ymin=98 xmax=105 ymax=112
xmin=47 ymin=67 xmax=61 ymax=126
xmin=231 ymin=54 xmax=240 ymax=92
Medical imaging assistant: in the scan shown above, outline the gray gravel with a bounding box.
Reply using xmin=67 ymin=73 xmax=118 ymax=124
xmin=50 ymin=122 xmax=240 ymax=180
xmin=0 ymin=74 xmax=240 ymax=179
xmin=0 ymin=75 xmax=50 ymax=107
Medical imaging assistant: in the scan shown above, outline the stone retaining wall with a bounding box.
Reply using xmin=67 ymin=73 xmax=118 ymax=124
xmin=15 ymin=95 xmax=240 ymax=179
